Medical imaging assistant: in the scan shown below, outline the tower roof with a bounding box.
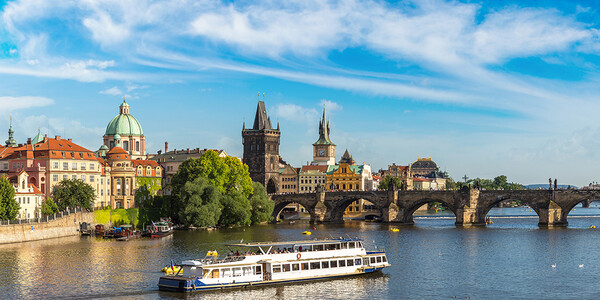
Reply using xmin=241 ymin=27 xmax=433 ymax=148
xmin=32 ymin=128 xmax=43 ymax=144
xmin=313 ymin=107 xmax=335 ymax=146
xmin=5 ymin=115 xmax=17 ymax=147
xmin=339 ymin=149 xmax=355 ymax=164
xmin=105 ymin=101 xmax=144 ymax=136
xmin=252 ymin=101 xmax=273 ymax=130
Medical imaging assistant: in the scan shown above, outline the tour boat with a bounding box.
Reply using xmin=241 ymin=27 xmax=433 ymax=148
xmin=144 ymin=220 xmax=174 ymax=238
xmin=157 ymin=238 xmax=390 ymax=292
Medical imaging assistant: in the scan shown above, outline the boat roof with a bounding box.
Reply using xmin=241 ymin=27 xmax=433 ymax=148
xmin=226 ymin=238 xmax=361 ymax=248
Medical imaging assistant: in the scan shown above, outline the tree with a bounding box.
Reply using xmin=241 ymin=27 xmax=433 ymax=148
xmin=378 ymin=176 xmax=401 ymax=191
xmin=177 ymin=177 xmax=222 ymax=227
xmin=445 ymin=177 xmax=457 ymax=190
xmin=41 ymin=198 xmax=59 ymax=215
xmin=52 ymin=179 xmax=95 ymax=210
xmin=172 ymin=150 xmax=254 ymax=199
xmin=0 ymin=175 xmax=19 ymax=220
xmin=249 ymin=182 xmax=274 ymax=224
xmin=219 ymin=191 xmax=251 ymax=226
xmin=493 ymin=175 xmax=508 ymax=189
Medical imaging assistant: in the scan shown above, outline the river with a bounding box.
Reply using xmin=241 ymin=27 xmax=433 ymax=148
xmin=3 ymin=205 xmax=600 ymax=299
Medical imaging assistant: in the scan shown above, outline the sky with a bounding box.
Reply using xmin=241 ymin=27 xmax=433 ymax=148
xmin=1 ymin=0 xmax=600 ymax=186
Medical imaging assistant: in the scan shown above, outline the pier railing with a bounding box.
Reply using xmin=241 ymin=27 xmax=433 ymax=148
xmin=0 ymin=207 xmax=86 ymax=226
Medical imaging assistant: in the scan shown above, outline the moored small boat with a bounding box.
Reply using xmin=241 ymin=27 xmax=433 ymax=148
xmin=158 ymin=238 xmax=390 ymax=292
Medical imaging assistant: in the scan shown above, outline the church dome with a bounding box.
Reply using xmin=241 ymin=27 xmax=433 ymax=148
xmin=105 ymin=100 xmax=144 ymax=136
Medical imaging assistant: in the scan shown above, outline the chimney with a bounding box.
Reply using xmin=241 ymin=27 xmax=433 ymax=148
xmin=55 ymin=136 xmax=61 ymax=140
xmin=187 ymin=148 xmax=190 ymax=153
xmin=196 ymin=148 xmax=200 ymax=153
xmin=174 ymin=149 xmax=177 ymax=154
xmin=165 ymin=141 xmax=169 ymax=153
xmin=27 ymin=138 xmax=32 ymax=144
xmin=67 ymin=138 xmax=72 ymax=142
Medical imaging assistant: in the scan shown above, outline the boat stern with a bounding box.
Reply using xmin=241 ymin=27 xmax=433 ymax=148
xmin=158 ymin=276 xmax=196 ymax=292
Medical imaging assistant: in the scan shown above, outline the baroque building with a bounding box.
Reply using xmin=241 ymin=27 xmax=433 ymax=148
xmin=103 ymin=100 xmax=146 ymax=159
xmin=242 ymin=101 xmax=280 ymax=194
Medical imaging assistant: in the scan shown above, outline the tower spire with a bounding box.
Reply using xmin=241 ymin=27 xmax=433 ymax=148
xmin=5 ymin=115 xmax=17 ymax=147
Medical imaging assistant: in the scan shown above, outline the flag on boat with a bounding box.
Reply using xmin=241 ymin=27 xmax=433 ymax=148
xmin=170 ymin=259 xmax=175 ymax=274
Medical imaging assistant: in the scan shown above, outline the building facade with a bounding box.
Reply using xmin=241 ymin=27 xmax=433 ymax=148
xmin=380 ymin=163 xmax=414 ymax=190
xmin=299 ymin=165 xmax=327 ymax=193
xmin=410 ymin=157 xmax=439 ymax=176
xmin=278 ymin=163 xmax=299 ymax=194
xmin=9 ymin=170 xmax=44 ymax=219
xmin=242 ymin=101 xmax=281 ymax=194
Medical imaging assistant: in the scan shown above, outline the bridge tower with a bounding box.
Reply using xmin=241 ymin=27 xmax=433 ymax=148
xmin=242 ymin=100 xmax=280 ymax=194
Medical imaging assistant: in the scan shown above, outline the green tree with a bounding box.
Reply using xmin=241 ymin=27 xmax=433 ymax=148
xmin=249 ymin=182 xmax=274 ymax=224
xmin=493 ymin=175 xmax=508 ymax=189
xmin=378 ymin=175 xmax=401 ymax=191
xmin=41 ymin=198 xmax=59 ymax=215
xmin=177 ymin=177 xmax=222 ymax=227
xmin=219 ymin=191 xmax=251 ymax=226
xmin=0 ymin=175 xmax=19 ymax=220
xmin=52 ymin=179 xmax=95 ymax=210
xmin=171 ymin=151 xmax=254 ymax=199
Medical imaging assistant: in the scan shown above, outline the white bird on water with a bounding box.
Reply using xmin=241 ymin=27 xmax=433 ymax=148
xmin=552 ymin=263 xmax=557 ymax=268
xmin=579 ymin=264 xmax=584 ymax=268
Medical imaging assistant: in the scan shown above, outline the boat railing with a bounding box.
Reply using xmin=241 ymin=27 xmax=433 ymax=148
xmin=199 ymin=254 xmax=247 ymax=265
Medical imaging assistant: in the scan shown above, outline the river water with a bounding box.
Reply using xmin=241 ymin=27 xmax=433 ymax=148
xmin=3 ymin=206 xmax=600 ymax=299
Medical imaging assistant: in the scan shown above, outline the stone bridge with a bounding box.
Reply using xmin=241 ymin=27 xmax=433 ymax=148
xmin=270 ymin=188 xmax=600 ymax=226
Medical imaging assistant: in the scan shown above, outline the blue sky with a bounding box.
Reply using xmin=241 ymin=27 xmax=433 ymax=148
xmin=1 ymin=0 xmax=600 ymax=186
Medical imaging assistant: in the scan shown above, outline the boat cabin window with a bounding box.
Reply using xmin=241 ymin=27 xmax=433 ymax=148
xmin=211 ymin=269 xmax=220 ymax=278
xmin=348 ymin=242 xmax=356 ymax=248
xmin=339 ymin=260 xmax=346 ymax=267
xmin=370 ymin=257 xmax=376 ymax=264
xmin=364 ymin=258 xmax=370 ymax=266
xmin=203 ymin=269 xmax=210 ymax=278
xmin=382 ymin=256 xmax=387 ymax=263
xmin=222 ymin=268 xmax=232 ymax=277
xmin=273 ymin=265 xmax=282 ymax=273
xmin=313 ymin=244 xmax=324 ymax=251
xmin=355 ymin=258 xmax=362 ymax=265
xmin=377 ymin=257 xmax=382 ymax=263
xmin=347 ymin=259 xmax=354 ymax=266
xmin=301 ymin=263 xmax=309 ymax=270
xmin=310 ymin=262 xmax=320 ymax=269
xmin=233 ymin=267 xmax=242 ymax=277
xmin=292 ymin=263 xmax=300 ymax=271
xmin=331 ymin=260 xmax=338 ymax=268
xmin=341 ymin=242 xmax=348 ymax=249
xmin=322 ymin=261 xmax=329 ymax=269
xmin=325 ymin=243 xmax=340 ymax=250
xmin=254 ymin=265 xmax=262 ymax=275
xmin=243 ymin=267 xmax=253 ymax=276
xmin=283 ymin=264 xmax=291 ymax=272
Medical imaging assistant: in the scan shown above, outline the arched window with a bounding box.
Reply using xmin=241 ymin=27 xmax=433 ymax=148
xmin=116 ymin=179 xmax=122 ymax=196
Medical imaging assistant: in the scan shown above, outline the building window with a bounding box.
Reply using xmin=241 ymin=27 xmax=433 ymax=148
xmin=72 ymin=163 xmax=77 ymax=170
xmin=53 ymin=175 xmax=58 ymax=182
xmin=110 ymin=141 xmax=115 ymax=148
xmin=117 ymin=179 xmax=122 ymax=196
xmin=72 ymin=175 xmax=77 ymax=180
xmin=90 ymin=163 xmax=94 ymax=170
xmin=123 ymin=141 xmax=129 ymax=151
xmin=63 ymin=163 xmax=68 ymax=170
xmin=80 ymin=164 xmax=86 ymax=171
xmin=63 ymin=175 xmax=68 ymax=180
xmin=90 ymin=175 xmax=94 ymax=182
xmin=53 ymin=162 xmax=59 ymax=169
xmin=125 ymin=178 xmax=130 ymax=196
xmin=101 ymin=189 xmax=103 ymax=196
xmin=136 ymin=141 xmax=140 ymax=152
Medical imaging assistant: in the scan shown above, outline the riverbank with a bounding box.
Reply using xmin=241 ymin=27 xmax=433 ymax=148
xmin=0 ymin=210 xmax=94 ymax=244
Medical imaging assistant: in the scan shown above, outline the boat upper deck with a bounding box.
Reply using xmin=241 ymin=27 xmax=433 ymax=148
xmin=226 ymin=238 xmax=362 ymax=248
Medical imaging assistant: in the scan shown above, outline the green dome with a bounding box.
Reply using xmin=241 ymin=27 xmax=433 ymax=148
xmin=105 ymin=113 xmax=144 ymax=136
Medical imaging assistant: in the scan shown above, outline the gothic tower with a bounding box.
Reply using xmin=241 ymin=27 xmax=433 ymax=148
xmin=312 ymin=108 xmax=336 ymax=165
xmin=242 ymin=101 xmax=281 ymax=194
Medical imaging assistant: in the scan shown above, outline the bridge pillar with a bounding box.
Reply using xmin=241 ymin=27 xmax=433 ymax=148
xmin=310 ymin=186 xmax=328 ymax=223
xmin=456 ymin=189 xmax=485 ymax=226
xmin=538 ymin=199 xmax=567 ymax=227
xmin=382 ymin=190 xmax=399 ymax=222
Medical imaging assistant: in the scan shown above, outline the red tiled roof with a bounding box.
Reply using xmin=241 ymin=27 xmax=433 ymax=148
xmin=413 ymin=177 xmax=432 ymax=182
xmin=133 ymin=160 xmax=160 ymax=167
xmin=107 ymin=147 xmax=128 ymax=155
xmin=300 ymin=165 xmax=328 ymax=173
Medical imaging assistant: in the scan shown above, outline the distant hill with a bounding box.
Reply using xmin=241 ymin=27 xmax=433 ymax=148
xmin=524 ymin=184 xmax=578 ymax=190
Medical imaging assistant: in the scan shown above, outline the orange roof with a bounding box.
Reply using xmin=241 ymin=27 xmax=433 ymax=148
xmin=300 ymin=165 xmax=328 ymax=173
xmin=133 ymin=160 xmax=160 ymax=167
xmin=413 ymin=177 xmax=432 ymax=182
xmin=1 ymin=138 xmax=98 ymax=161
xmin=107 ymin=147 xmax=128 ymax=155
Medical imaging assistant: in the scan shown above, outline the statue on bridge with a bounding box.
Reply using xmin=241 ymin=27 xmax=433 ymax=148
xmin=554 ymin=179 xmax=558 ymax=190
xmin=549 ymin=178 xmax=552 ymax=190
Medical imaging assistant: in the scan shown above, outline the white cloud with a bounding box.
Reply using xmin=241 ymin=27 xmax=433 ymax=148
xmin=100 ymin=86 xmax=122 ymax=95
xmin=0 ymin=96 xmax=54 ymax=111
xmin=320 ymin=99 xmax=342 ymax=112
xmin=274 ymin=104 xmax=318 ymax=123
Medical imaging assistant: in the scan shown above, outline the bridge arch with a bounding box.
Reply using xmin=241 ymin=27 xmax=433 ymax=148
xmin=401 ymin=197 xmax=458 ymax=224
xmin=327 ymin=196 xmax=386 ymax=222
xmin=272 ymin=199 xmax=315 ymax=222
xmin=480 ymin=196 xmax=543 ymax=220
xmin=558 ymin=191 xmax=600 ymax=223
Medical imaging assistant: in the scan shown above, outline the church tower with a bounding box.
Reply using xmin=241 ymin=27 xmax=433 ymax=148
xmin=312 ymin=108 xmax=336 ymax=165
xmin=242 ymin=101 xmax=281 ymax=194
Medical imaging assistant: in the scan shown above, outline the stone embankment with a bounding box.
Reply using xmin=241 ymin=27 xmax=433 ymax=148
xmin=0 ymin=210 xmax=94 ymax=244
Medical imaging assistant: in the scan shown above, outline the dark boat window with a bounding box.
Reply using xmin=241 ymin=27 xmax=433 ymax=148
xmin=331 ymin=260 xmax=338 ymax=268
xmin=301 ymin=263 xmax=309 ymax=270
xmin=370 ymin=257 xmax=376 ymax=264
xmin=255 ymin=265 xmax=262 ymax=275
xmin=339 ymin=260 xmax=346 ymax=267
xmin=356 ymin=258 xmax=362 ymax=265
xmin=341 ymin=242 xmax=348 ymax=248
xmin=310 ymin=262 xmax=320 ymax=269
xmin=382 ymin=256 xmax=387 ymax=263
xmin=292 ymin=263 xmax=300 ymax=271
xmin=273 ymin=265 xmax=281 ymax=273
xmin=348 ymin=242 xmax=355 ymax=248
xmin=377 ymin=257 xmax=382 ymax=263
xmin=347 ymin=259 xmax=354 ymax=266
xmin=322 ymin=261 xmax=329 ymax=268
xmin=363 ymin=258 xmax=369 ymax=265
xmin=283 ymin=264 xmax=291 ymax=272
